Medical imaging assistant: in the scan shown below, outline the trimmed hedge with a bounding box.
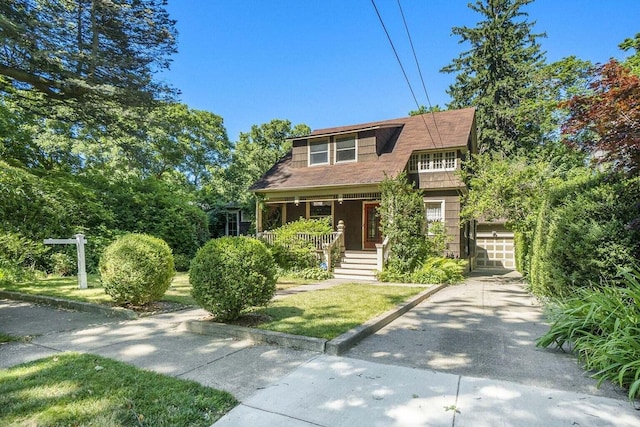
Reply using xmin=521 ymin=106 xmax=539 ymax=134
xmin=190 ymin=236 xmax=276 ymax=320
xmin=529 ymin=173 xmax=640 ymax=296
xmin=99 ymin=233 xmax=175 ymax=305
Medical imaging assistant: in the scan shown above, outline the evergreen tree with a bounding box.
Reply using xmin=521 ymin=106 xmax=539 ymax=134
xmin=0 ymin=0 xmax=177 ymax=125
xmin=442 ymin=0 xmax=546 ymax=156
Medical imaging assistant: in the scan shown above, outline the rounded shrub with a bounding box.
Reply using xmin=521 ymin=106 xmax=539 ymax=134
xmin=189 ymin=236 xmax=277 ymax=321
xmin=99 ymin=233 xmax=175 ymax=306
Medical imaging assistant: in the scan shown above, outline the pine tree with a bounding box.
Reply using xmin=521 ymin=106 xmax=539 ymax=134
xmin=0 ymin=0 xmax=177 ymax=124
xmin=442 ymin=0 xmax=546 ymax=156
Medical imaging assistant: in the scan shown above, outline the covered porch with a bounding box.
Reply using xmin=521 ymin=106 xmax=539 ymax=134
xmin=255 ymin=187 xmax=383 ymax=252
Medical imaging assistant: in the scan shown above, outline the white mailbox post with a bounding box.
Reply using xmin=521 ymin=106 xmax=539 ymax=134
xmin=43 ymin=234 xmax=88 ymax=289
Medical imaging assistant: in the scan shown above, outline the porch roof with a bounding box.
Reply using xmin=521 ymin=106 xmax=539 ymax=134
xmin=251 ymin=107 xmax=476 ymax=192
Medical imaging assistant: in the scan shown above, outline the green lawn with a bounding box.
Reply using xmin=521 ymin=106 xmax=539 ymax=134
xmin=0 ymin=353 xmax=237 ymax=426
xmin=1 ymin=272 xmax=315 ymax=307
xmin=255 ymin=283 xmax=428 ymax=339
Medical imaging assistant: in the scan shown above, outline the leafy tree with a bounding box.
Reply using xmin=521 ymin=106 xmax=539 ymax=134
xmin=215 ymin=119 xmax=310 ymax=211
xmin=442 ymin=0 xmax=546 ymax=156
xmin=0 ymin=0 xmax=177 ymax=124
xmin=561 ymin=60 xmax=640 ymax=174
xmin=620 ymin=33 xmax=640 ymax=75
xmin=378 ymin=172 xmax=429 ymax=275
xmin=144 ymin=103 xmax=231 ymax=187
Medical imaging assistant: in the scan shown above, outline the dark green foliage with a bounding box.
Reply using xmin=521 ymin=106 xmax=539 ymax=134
xmin=530 ymin=173 xmax=640 ymax=296
xmin=442 ymin=0 xmax=546 ymax=155
xmin=537 ymin=267 xmax=640 ymax=399
xmin=514 ymin=231 xmax=529 ymax=274
xmin=297 ymin=267 xmax=332 ymax=281
xmin=190 ymin=237 xmax=276 ymax=321
xmin=0 ymin=0 xmax=177 ymax=124
xmin=173 ymin=254 xmax=192 ymax=272
xmin=266 ymin=218 xmax=332 ymax=272
xmin=100 ymin=233 xmax=175 ymax=306
xmin=50 ymin=252 xmax=75 ymax=276
xmin=411 ymin=258 xmax=467 ymax=285
xmin=378 ymin=172 xmax=429 ymax=275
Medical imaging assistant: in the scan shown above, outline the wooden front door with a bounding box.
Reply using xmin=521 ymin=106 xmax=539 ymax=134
xmin=363 ymin=202 xmax=382 ymax=250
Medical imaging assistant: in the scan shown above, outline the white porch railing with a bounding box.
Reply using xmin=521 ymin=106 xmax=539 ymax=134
xmin=258 ymin=220 xmax=346 ymax=270
xmin=375 ymin=236 xmax=390 ymax=271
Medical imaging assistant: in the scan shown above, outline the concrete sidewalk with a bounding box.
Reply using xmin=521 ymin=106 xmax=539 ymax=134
xmin=1 ymin=272 xmax=639 ymax=426
xmin=216 ymin=355 xmax=639 ymax=427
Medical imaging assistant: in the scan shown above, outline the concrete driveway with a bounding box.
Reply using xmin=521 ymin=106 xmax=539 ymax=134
xmin=346 ymin=269 xmax=628 ymax=400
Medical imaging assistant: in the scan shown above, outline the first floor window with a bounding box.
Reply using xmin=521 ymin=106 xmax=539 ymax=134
xmin=424 ymin=200 xmax=444 ymax=235
xmin=309 ymin=201 xmax=332 ymax=219
xmin=425 ymin=201 xmax=443 ymax=223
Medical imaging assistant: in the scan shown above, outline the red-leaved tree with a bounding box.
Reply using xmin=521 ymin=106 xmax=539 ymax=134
xmin=561 ymin=60 xmax=640 ymax=174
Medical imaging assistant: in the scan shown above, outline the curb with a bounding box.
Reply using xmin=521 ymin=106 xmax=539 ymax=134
xmin=182 ymin=321 xmax=327 ymax=352
xmin=325 ymin=284 xmax=447 ymax=355
xmin=184 ymin=283 xmax=447 ymax=355
xmin=0 ymin=290 xmax=138 ymax=320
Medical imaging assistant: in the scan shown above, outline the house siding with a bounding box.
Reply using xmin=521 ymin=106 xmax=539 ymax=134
xmin=292 ymin=139 xmax=308 ymax=168
xmin=334 ymin=200 xmax=363 ymax=251
xmin=423 ymin=191 xmax=464 ymax=259
xmin=357 ymin=131 xmax=378 ymax=163
xmin=287 ymin=202 xmax=306 ymax=223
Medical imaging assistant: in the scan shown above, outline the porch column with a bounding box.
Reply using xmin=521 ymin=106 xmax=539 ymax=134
xmin=255 ymin=201 xmax=263 ymax=233
xmin=337 ymin=219 xmax=345 ymax=253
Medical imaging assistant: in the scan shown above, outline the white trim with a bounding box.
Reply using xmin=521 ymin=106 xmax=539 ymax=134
xmin=307 ymin=200 xmax=334 ymax=220
xmin=362 ymin=200 xmax=382 ymax=250
xmin=308 ymin=138 xmax=329 ymax=166
xmin=334 ymin=133 xmax=358 ymax=164
xmin=409 ymin=150 xmax=457 ymax=172
xmin=424 ymin=199 xmax=445 ymax=223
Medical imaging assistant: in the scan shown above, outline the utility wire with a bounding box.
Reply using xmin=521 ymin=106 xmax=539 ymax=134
xmin=396 ymin=0 xmax=446 ymax=150
xmin=372 ymin=0 xmax=464 ymax=199
xmin=370 ymin=0 xmax=437 ymax=146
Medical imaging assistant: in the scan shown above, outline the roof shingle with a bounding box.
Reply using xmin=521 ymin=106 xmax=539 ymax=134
xmin=251 ymin=107 xmax=475 ymax=192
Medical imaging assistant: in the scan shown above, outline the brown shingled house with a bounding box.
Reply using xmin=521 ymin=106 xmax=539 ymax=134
xmin=251 ymin=107 xmax=478 ymax=279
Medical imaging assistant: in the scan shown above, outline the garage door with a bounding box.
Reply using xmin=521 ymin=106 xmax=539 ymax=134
xmin=476 ymin=231 xmax=515 ymax=269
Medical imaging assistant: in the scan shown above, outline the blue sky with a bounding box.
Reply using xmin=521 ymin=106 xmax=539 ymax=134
xmin=162 ymin=0 xmax=639 ymax=141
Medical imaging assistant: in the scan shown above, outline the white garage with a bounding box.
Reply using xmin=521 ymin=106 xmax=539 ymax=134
xmin=475 ymin=223 xmax=515 ymax=269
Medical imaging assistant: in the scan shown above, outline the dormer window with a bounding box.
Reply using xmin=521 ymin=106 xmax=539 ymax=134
xmin=409 ymin=150 xmax=457 ymax=172
xmin=335 ymin=135 xmax=357 ymax=163
xmin=309 ymin=139 xmax=329 ymax=165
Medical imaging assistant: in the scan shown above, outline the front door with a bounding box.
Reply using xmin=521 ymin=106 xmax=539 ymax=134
xmin=363 ymin=202 xmax=382 ymax=250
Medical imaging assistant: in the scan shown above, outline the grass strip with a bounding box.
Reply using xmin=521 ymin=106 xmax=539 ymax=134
xmin=0 ymin=353 xmax=237 ymax=426
xmin=255 ymin=283 xmax=428 ymax=340
xmin=2 ymin=273 xmax=315 ymax=307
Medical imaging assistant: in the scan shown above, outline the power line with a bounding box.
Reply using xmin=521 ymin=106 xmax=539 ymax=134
xmin=370 ymin=0 xmax=437 ymax=146
xmin=372 ymin=0 xmax=464 ymax=198
xmin=396 ymin=0 xmax=446 ymax=150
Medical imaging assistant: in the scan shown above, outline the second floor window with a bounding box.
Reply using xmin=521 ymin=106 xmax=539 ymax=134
xmin=335 ymin=135 xmax=356 ymax=163
xmin=309 ymin=140 xmax=329 ymax=165
xmin=409 ymin=150 xmax=457 ymax=172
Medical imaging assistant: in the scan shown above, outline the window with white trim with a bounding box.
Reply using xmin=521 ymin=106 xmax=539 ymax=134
xmin=409 ymin=151 xmax=457 ymax=172
xmin=424 ymin=200 xmax=445 ymax=235
xmin=425 ymin=201 xmax=444 ymax=223
xmin=309 ymin=139 xmax=329 ymax=165
xmin=445 ymin=151 xmax=456 ymax=169
xmin=309 ymin=201 xmax=332 ymax=219
xmin=335 ymin=135 xmax=356 ymax=163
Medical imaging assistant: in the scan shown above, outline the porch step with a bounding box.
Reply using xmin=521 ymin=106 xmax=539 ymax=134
xmin=342 ymin=251 xmax=377 ymax=261
xmin=333 ymin=250 xmax=378 ymax=281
